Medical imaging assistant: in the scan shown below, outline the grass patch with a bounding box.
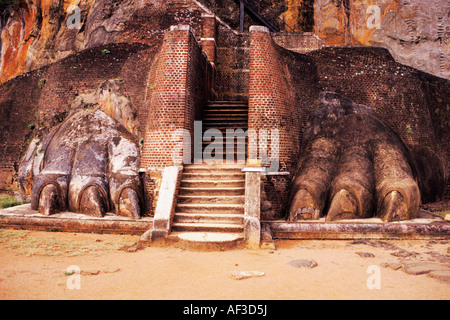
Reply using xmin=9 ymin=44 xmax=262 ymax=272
xmin=0 ymin=195 xmax=24 ymax=209
xmin=435 ymin=211 xmax=449 ymax=218
xmin=0 ymin=229 xmax=137 ymax=256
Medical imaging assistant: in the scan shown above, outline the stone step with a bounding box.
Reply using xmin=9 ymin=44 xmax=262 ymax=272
xmin=202 ymin=119 xmax=248 ymax=123
xmin=207 ymin=101 xmax=248 ymax=106
xmin=203 ymin=109 xmax=248 ymax=115
xmin=173 ymin=213 xmax=244 ymax=224
xmin=171 ymin=222 xmax=244 ymax=233
xmin=180 ymin=179 xmax=245 ymax=188
xmin=203 ymin=119 xmax=248 ymax=125
xmin=178 ymin=187 xmax=245 ymax=196
xmin=175 ymin=203 xmax=244 ymax=214
xmin=168 ymin=99 xmax=249 ymax=243
xmin=183 ymin=163 xmax=243 ymax=171
xmin=202 ymin=142 xmax=248 ymax=151
xmin=177 ymin=195 xmax=244 ymax=204
xmin=165 ymin=232 xmax=245 ymax=251
xmin=181 ymin=172 xmax=245 ymax=180
xmin=203 ymin=108 xmax=248 ymax=117
xmin=202 ymin=125 xmax=249 ymax=131
xmin=198 ymin=151 xmax=247 ymax=158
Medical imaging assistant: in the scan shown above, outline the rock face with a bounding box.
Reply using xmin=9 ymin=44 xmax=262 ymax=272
xmin=1 ymin=0 xmax=448 ymax=82
xmin=279 ymin=0 xmax=315 ymax=32
xmin=313 ymin=0 xmax=449 ymax=79
xmin=0 ymin=0 xmax=156 ymax=84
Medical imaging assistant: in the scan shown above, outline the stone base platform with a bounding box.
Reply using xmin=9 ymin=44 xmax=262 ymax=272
xmin=164 ymin=232 xmax=245 ymax=251
xmin=0 ymin=204 xmax=153 ymax=235
xmin=265 ymin=212 xmax=449 ymax=241
xmin=0 ymin=204 xmax=448 ymax=243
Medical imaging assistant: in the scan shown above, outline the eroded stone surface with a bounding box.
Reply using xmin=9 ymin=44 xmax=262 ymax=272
xmin=288 ymin=92 xmax=445 ymax=223
xmin=18 ymin=107 xmax=143 ymax=219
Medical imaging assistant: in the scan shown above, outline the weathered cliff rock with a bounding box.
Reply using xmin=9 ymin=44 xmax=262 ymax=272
xmin=314 ymin=0 xmax=449 ymax=79
xmin=0 ymin=0 xmax=147 ymax=84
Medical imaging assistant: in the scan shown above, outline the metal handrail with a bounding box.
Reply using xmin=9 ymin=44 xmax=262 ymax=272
xmin=238 ymin=0 xmax=296 ymax=32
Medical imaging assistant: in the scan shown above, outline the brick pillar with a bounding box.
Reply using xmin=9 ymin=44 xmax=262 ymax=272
xmin=140 ymin=24 xmax=212 ymax=215
xmin=200 ymin=13 xmax=217 ymax=100
xmin=200 ymin=13 xmax=217 ymax=66
xmin=141 ymin=25 xmax=193 ymax=170
xmin=248 ymin=25 xmax=301 ymax=218
xmin=248 ymin=25 xmax=300 ymax=171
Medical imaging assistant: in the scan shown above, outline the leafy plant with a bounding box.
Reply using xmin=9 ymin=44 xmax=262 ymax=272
xmin=38 ymin=78 xmax=46 ymax=89
xmin=101 ymin=49 xmax=111 ymax=55
xmin=406 ymin=124 xmax=413 ymax=135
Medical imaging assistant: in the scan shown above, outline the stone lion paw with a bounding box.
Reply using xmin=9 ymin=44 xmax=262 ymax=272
xmin=288 ymin=92 xmax=444 ymax=222
xmin=19 ymin=109 xmax=143 ymax=219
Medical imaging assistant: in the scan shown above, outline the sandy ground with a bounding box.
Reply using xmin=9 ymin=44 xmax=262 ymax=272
xmin=0 ymin=230 xmax=449 ymax=301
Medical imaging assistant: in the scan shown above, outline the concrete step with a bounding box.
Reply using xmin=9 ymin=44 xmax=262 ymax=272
xmin=180 ymin=179 xmax=245 ymax=188
xmin=175 ymin=203 xmax=244 ymax=214
xmin=177 ymin=195 xmax=244 ymax=204
xmin=171 ymin=222 xmax=244 ymax=233
xmin=174 ymin=213 xmax=244 ymax=224
xmin=178 ymin=187 xmax=245 ymax=196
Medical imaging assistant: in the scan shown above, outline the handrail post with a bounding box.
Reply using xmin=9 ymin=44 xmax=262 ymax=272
xmin=243 ymin=167 xmax=263 ymax=249
xmin=239 ymin=0 xmax=244 ymax=32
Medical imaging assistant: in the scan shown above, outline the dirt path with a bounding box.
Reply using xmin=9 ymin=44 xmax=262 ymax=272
xmin=0 ymin=230 xmax=448 ymax=300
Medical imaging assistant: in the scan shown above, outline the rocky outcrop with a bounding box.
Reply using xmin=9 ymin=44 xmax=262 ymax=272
xmin=2 ymin=0 xmax=448 ymax=82
xmin=314 ymin=0 xmax=449 ymax=79
xmin=0 ymin=0 xmax=157 ymax=84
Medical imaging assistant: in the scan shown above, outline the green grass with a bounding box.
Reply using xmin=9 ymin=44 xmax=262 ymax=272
xmin=435 ymin=211 xmax=449 ymax=218
xmin=0 ymin=195 xmax=24 ymax=209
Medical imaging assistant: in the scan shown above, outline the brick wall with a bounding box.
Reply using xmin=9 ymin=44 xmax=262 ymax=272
xmin=36 ymin=43 xmax=154 ymax=138
xmin=140 ymin=25 xmax=213 ymax=215
xmin=0 ymin=42 xmax=159 ymax=193
xmin=249 ymin=27 xmax=449 ymax=219
xmin=307 ymin=47 xmax=438 ymax=151
xmin=248 ymin=26 xmax=306 ymax=219
xmin=141 ymin=25 xmax=212 ymax=169
xmin=215 ymin=24 xmax=250 ymax=101
xmin=0 ymin=69 xmax=47 ymax=190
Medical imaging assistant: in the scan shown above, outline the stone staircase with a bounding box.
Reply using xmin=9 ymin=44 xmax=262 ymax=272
xmin=167 ymin=24 xmax=253 ymax=249
xmin=202 ymin=100 xmax=248 ymax=161
xmin=168 ymin=101 xmax=249 ymax=249
xmin=168 ymin=163 xmax=246 ymax=249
